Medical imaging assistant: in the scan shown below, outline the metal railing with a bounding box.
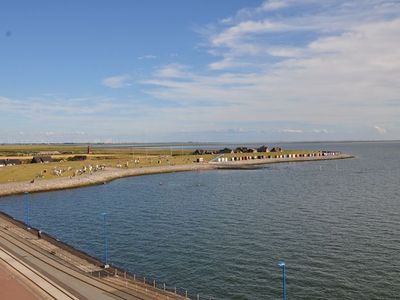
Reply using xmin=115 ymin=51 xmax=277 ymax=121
xmin=89 ymin=263 xmax=215 ymax=300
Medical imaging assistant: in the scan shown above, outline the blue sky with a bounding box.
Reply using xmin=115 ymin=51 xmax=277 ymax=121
xmin=1 ymin=0 xmax=399 ymax=143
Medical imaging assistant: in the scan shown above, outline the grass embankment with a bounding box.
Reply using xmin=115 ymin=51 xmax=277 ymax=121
xmin=0 ymin=145 xmax=213 ymax=183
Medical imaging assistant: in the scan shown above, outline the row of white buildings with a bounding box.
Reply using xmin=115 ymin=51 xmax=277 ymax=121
xmin=213 ymin=151 xmax=340 ymax=163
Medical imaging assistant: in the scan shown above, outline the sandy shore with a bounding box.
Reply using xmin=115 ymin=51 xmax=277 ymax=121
xmin=0 ymin=154 xmax=353 ymax=197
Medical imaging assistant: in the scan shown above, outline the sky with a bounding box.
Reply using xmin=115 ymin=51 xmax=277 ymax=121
xmin=1 ymin=0 xmax=399 ymax=143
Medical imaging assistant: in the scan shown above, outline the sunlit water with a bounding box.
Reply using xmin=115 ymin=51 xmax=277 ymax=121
xmin=1 ymin=141 xmax=399 ymax=299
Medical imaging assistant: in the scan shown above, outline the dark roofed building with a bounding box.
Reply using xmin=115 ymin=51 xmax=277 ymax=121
xmin=68 ymin=155 xmax=87 ymax=161
xmin=193 ymin=149 xmax=218 ymax=155
xmin=246 ymin=148 xmax=258 ymax=153
xmin=271 ymin=147 xmax=283 ymax=152
xmin=193 ymin=149 xmax=206 ymax=155
xmin=235 ymin=147 xmax=257 ymax=153
xmin=219 ymin=148 xmax=233 ymax=154
xmin=235 ymin=147 xmax=248 ymax=153
xmin=6 ymin=159 xmax=21 ymax=166
xmin=31 ymin=156 xmax=52 ymax=164
xmin=257 ymin=145 xmax=270 ymax=152
xmin=0 ymin=159 xmax=22 ymax=166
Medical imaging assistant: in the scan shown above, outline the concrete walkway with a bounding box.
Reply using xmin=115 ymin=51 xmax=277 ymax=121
xmin=0 ymin=246 xmax=77 ymax=299
xmin=0 ymin=214 xmax=187 ymax=300
xmin=0 ymin=259 xmax=48 ymax=300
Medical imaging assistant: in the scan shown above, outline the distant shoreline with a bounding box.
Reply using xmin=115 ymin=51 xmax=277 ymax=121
xmin=0 ymin=154 xmax=353 ymax=197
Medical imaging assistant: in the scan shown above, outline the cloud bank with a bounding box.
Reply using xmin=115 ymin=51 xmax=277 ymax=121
xmin=142 ymin=0 xmax=400 ymax=140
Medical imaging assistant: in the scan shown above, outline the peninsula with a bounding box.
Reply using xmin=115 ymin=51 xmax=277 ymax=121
xmin=0 ymin=144 xmax=353 ymax=197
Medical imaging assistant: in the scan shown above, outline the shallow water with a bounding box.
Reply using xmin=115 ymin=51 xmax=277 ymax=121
xmin=1 ymin=141 xmax=399 ymax=299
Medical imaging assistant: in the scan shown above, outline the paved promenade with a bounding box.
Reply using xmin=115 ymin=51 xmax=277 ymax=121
xmin=0 ymin=258 xmax=47 ymax=300
xmin=0 ymin=213 xmax=187 ymax=300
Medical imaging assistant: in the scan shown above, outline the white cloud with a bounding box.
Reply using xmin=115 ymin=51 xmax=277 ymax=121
xmin=311 ymin=129 xmax=329 ymax=134
xmin=102 ymin=75 xmax=131 ymax=88
xmin=281 ymin=129 xmax=304 ymax=133
xmin=0 ymin=95 xmax=129 ymax=116
xmin=374 ymin=125 xmax=387 ymax=134
xmin=155 ymin=64 xmax=190 ymax=78
xmin=260 ymin=0 xmax=288 ymax=12
xmin=141 ymin=1 xmax=400 ymax=139
xmin=207 ymin=0 xmax=400 ymax=71
xmin=137 ymin=54 xmax=157 ymax=60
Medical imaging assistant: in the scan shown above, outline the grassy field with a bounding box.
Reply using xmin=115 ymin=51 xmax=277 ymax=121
xmin=0 ymin=144 xmax=213 ymax=183
xmin=0 ymin=144 xmax=315 ymax=184
xmin=0 ymin=144 xmax=194 ymax=156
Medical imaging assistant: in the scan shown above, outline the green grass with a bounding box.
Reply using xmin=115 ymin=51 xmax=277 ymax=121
xmin=0 ymin=144 xmax=88 ymax=156
xmin=0 ymin=150 xmax=215 ymax=184
xmin=0 ymin=144 xmax=194 ymax=156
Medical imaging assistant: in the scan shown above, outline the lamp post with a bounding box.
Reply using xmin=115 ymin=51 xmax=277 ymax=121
xmin=278 ymin=261 xmax=287 ymax=300
xmin=101 ymin=213 xmax=109 ymax=268
xmin=24 ymin=192 xmax=30 ymax=229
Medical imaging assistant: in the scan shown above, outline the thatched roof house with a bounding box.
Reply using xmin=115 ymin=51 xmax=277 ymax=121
xmin=68 ymin=155 xmax=87 ymax=161
xmin=7 ymin=159 xmax=22 ymax=165
xmin=257 ymin=145 xmax=270 ymax=152
xmin=271 ymin=147 xmax=283 ymax=152
xmin=0 ymin=159 xmax=22 ymax=167
xmin=234 ymin=147 xmax=247 ymax=153
xmin=235 ymin=147 xmax=257 ymax=153
xmin=193 ymin=149 xmax=217 ymax=155
xmin=218 ymin=148 xmax=234 ymax=154
xmin=31 ymin=156 xmax=52 ymax=163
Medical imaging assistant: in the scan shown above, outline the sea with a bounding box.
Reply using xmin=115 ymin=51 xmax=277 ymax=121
xmin=0 ymin=141 xmax=399 ymax=299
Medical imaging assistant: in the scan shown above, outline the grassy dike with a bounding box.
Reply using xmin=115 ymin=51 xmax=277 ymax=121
xmin=0 ymin=144 xmax=352 ymax=197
